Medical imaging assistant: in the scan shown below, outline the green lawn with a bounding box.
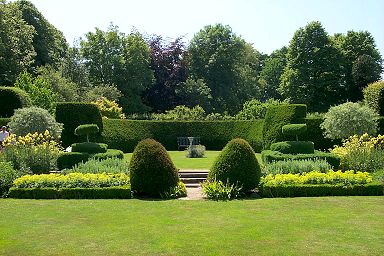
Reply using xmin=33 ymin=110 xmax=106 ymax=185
xmin=124 ymin=150 xmax=263 ymax=170
xmin=0 ymin=197 xmax=383 ymax=255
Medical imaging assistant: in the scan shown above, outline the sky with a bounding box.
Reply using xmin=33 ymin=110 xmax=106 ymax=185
xmin=28 ymin=0 xmax=384 ymax=56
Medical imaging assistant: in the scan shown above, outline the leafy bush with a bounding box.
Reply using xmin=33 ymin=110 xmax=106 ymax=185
xmin=12 ymin=173 xmax=130 ymax=189
xmin=57 ymin=152 xmax=90 ymax=170
xmin=2 ymin=131 xmax=62 ymax=174
xmin=0 ymin=162 xmax=23 ymax=196
xmin=209 ymin=138 xmax=261 ymax=191
xmin=261 ymin=150 xmax=341 ymax=169
xmin=93 ymin=149 xmax=124 ymax=160
xmin=321 ymin=102 xmax=379 ymax=140
xmin=93 ymin=97 xmax=126 ymax=119
xmin=151 ymin=105 xmax=206 ymax=120
xmin=236 ymin=99 xmax=284 ymax=120
xmin=302 ymin=117 xmax=339 ymax=151
xmin=378 ymin=117 xmax=384 ymax=134
xmin=63 ymin=158 xmax=129 ymax=174
xmin=74 ymin=124 xmax=100 ymax=142
xmin=332 ymin=133 xmax=384 ymax=172
xmin=71 ymin=142 xmax=108 ymax=154
xmin=363 ymin=81 xmax=384 ymax=116
xmin=8 ymin=107 xmax=63 ymax=139
xmin=263 ymin=104 xmax=307 ymax=149
xmin=282 ymin=124 xmax=307 ymax=141
xmin=160 ymin=182 xmax=187 ymax=199
xmin=55 ymin=102 xmax=103 ymax=146
xmin=270 ymin=141 xmax=314 ymax=154
xmin=202 ymin=178 xmax=243 ymax=200
xmin=8 ymin=186 xmax=131 ymax=199
xmin=129 ymin=139 xmax=179 ymax=197
xmin=101 ymin=119 xmax=264 ymax=152
xmin=0 ymin=118 xmax=11 ymax=128
xmin=263 ymin=159 xmax=332 ymax=174
xmin=186 ymin=145 xmax=206 ymax=158
xmin=0 ymin=86 xmax=31 ymax=118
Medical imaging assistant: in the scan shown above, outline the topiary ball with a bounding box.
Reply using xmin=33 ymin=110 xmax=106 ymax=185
xmin=129 ymin=139 xmax=179 ymax=197
xmin=208 ymin=138 xmax=261 ymax=191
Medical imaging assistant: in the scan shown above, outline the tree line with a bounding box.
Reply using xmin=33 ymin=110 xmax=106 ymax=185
xmin=1 ymin=0 xmax=382 ymax=115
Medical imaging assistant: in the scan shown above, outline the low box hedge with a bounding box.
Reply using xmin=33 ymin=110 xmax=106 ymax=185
xmin=270 ymin=141 xmax=315 ymax=154
xmin=71 ymin=142 xmax=108 ymax=154
xmin=57 ymin=152 xmax=90 ymax=170
xmin=93 ymin=149 xmax=124 ymax=160
xmin=260 ymin=183 xmax=384 ymax=197
xmin=261 ymin=150 xmax=341 ymax=168
xmin=101 ymin=119 xmax=264 ymax=152
xmin=8 ymin=186 xmax=131 ymax=199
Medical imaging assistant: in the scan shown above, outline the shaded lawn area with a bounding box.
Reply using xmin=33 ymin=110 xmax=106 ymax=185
xmin=0 ymin=197 xmax=383 ymax=255
xmin=124 ymin=151 xmax=263 ymax=170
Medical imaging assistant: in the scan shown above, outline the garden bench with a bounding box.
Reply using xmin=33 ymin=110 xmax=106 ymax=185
xmin=177 ymin=137 xmax=200 ymax=150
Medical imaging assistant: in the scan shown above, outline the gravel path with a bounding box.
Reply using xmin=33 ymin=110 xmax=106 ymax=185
xmin=180 ymin=187 xmax=204 ymax=200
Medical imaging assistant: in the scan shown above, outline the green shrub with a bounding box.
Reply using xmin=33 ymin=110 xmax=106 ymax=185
xmin=8 ymin=186 xmax=131 ymax=199
xmin=151 ymin=105 xmax=206 ymax=120
xmin=129 ymin=139 xmax=179 ymax=197
xmin=93 ymin=97 xmax=126 ymax=119
xmin=57 ymin=152 xmax=90 ymax=170
xmin=55 ymin=103 xmax=103 ymax=146
xmin=160 ymin=182 xmax=187 ymax=199
xmin=71 ymin=142 xmax=108 ymax=154
xmin=282 ymin=124 xmax=307 ymax=141
xmin=8 ymin=107 xmax=63 ymax=139
xmin=263 ymin=159 xmax=332 ymax=174
xmin=63 ymin=158 xmax=129 ymax=174
xmin=101 ymin=119 xmax=264 ymax=152
xmin=263 ymin=104 xmax=307 ymax=149
xmin=302 ymin=117 xmax=340 ymax=151
xmin=270 ymin=141 xmax=315 ymax=154
xmin=209 ymin=138 xmax=261 ymax=191
xmin=93 ymin=149 xmax=124 ymax=160
xmin=378 ymin=117 xmax=384 ymax=135
xmin=321 ymin=102 xmax=378 ymax=140
xmin=261 ymin=150 xmax=341 ymax=168
xmin=0 ymin=162 xmax=22 ymax=196
xmin=235 ymin=99 xmax=283 ymax=120
xmin=0 ymin=118 xmax=10 ymax=127
xmin=202 ymin=178 xmax=243 ymax=200
xmin=363 ymin=81 xmax=384 ymax=116
xmin=12 ymin=173 xmax=130 ymax=188
xmin=75 ymin=124 xmax=100 ymax=142
xmin=186 ymin=145 xmax=206 ymax=158
xmin=0 ymin=86 xmax=31 ymax=118
xmin=260 ymin=183 xmax=383 ymax=197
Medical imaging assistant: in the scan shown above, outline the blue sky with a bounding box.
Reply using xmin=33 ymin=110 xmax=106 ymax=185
xmin=29 ymin=0 xmax=384 ymax=56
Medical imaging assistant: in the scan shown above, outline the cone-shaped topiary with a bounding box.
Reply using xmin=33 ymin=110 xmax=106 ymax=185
xmin=130 ymin=139 xmax=179 ymax=196
xmin=208 ymin=138 xmax=261 ymax=191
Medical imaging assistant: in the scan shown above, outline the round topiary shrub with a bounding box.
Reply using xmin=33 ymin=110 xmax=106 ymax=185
xmin=282 ymin=124 xmax=307 ymax=141
xmin=75 ymin=124 xmax=99 ymax=142
xmin=129 ymin=139 xmax=179 ymax=196
xmin=0 ymin=86 xmax=31 ymax=118
xmin=208 ymin=138 xmax=261 ymax=191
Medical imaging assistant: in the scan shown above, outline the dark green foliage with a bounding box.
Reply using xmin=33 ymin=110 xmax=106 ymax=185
xmin=0 ymin=162 xmax=20 ymax=197
xmin=55 ymin=102 xmax=103 ymax=146
xmin=129 ymin=139 xmax=179 ymax=196
xmin=0 ymin=86 xmax=31 ymax=117
xmin=8 ymin=186 xmax=131 ymax=199
xmin=363 ymin=81 xmax=384 ymax=116
xmin=262 ymin=104 xmax=307 ymax=149
xmin=71 ymin=142 xmax=107 ymax=154
xmin=261 ymin=150 xmax=341 ymax=168
xmin=74 ymin=124 xmax=100 ymax=142
xmin=282 ymin=124 xmax=307 ymax=141
xmin=102 ymin=119 xmax=264 ymax=152
xmin=378 ymin=117 xmax=384 ymax=135
xmin=93 ymin=149 xmax=124 ymax=160
xmin=208 ymin=138 xmax=261 ymax=191
xmin=302 ymin=117 xmax=340 ymax=150
xmin=260 ymin=183 xmax=383 ymax=197
xmin=270 ymin=141 xmax=314 ymax=154
xmin=57 ymin=152 xmax=90 ymax=170
xmin=0 ymin=118 xmax=11 ymax=127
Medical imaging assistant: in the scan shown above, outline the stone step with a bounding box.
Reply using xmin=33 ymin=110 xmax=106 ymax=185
xmin=179 ymin=172 xmax=208 ymax=179
xmin=185 ymin=183 xmax=201 ymax=188
xmin=181 ymin=177 xmax=206 ymax=184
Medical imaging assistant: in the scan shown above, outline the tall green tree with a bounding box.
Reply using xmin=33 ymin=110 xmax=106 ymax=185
xmin=279 ymin=21 xmax=344 ymax=112
xmin=332 ymin=31 xmax=382 ymax=101
xmin=188 ymin=24 xmax=260 ymax=113
xmin=80 ymin=25 xmax=154 ymax=113
xmin=352 ymin=54 xmax=382 ymax=94
xmin=0 ymin=0 xmax=36 ymax=85
xmin=14 ymin=0 xmax=68 ymax=69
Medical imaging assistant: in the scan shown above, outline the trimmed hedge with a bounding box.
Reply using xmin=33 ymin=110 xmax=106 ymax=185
xmin=57 ymin=152 xmax=90 ymax=170
xmin=270 ymin=141 xmax=315 ymax=154
xmin=0 ymin=118 xmax=10 ymax=127
xmin=0 ymin=86 xmax=31 ymax=118
xmin=302 ymin=117 xmax=340 ymax=150
xmin=281 ymin=124 xmax=307 ymax=140
xmin=93 ymin=149 xmax=124 ymax=160
xmin=260 ymin=183 xmax=384 ymax=197
xmin=8 ymin=186 xmax=131 ymax=199
xmin=55 ymin=103 xmax=103 ymax=146
xmin=261 ymin=150 xmax=341 ymax=168
xmin=101 ymin=119 xmax=264 ymax=152
xmin=71 ymin=142 xmax=108 ymax=154
xmin=263 ymin=104 xmax=307 ymax=149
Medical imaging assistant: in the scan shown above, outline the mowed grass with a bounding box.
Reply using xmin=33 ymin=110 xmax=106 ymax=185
xmin=0 ymin=197 xmax=383 ymax=255
xmin=124 ymin=151 xmax=263 ymax=170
